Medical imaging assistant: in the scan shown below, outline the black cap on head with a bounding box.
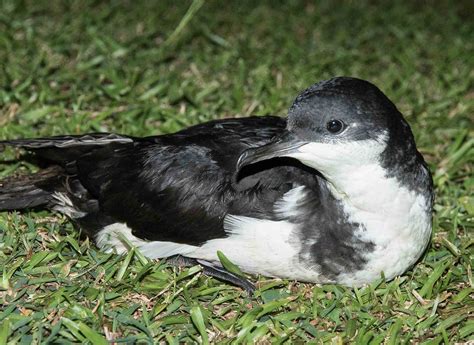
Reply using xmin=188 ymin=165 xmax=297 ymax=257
xmin=287 ymin=77 xmax=414 ymax=145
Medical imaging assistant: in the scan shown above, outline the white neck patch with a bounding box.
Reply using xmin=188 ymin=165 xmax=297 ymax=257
xmin=290 ymin=133 xmax=388 ymax=181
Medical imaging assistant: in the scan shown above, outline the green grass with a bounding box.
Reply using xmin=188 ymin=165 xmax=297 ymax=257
xmin=0 ymin=0 xmax=473 ymax=343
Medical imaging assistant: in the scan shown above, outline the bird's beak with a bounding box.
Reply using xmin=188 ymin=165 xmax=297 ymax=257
xmin=236 ymin=132 xmax=307 ymax=172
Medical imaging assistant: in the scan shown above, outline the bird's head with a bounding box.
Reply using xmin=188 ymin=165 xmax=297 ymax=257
xmin=237 ymin=77 xmax=418 ymax=184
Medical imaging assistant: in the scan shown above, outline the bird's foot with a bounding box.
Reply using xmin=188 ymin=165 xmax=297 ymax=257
xmin=166 ymin=255 xmax=255 ymax=295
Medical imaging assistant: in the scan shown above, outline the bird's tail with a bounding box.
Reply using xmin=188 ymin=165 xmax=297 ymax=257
xmin=0 ymin=166 xmax=63 ymax=211
xmin=0 ymin=133 xmax=133 ymax=212
xmin=0 ymin=133 xmax=133 ymax=164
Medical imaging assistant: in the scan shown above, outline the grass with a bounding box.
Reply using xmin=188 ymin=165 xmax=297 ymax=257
xmin=0 ymin=0 xmax=472 ymax=343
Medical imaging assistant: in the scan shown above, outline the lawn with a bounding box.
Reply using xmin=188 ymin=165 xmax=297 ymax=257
xmin=0 ymin=0 xmax=472 ymax=343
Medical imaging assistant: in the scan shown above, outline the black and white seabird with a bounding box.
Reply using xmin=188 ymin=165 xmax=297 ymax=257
xmin=0 ymin=77 xmax=434 ymax=291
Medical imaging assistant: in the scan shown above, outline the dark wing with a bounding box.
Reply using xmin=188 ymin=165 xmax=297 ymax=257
xmin=1 ymin=116 xmax=317 ymax=245
xmin=71 ymin=116 xmax=292 ymax=245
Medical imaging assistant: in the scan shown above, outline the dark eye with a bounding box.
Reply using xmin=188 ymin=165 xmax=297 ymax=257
xmin=326 ymin=119 xmax=345 ymax=134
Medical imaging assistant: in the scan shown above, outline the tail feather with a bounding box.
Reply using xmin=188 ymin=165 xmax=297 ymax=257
xmin=0 ymin=132 xmax=134 ymax=165
xmin=0 ymin=167 xmax=63 ymax=211
xmin=1 ymin=132 xmax=133 ymax=211
xmin=0 ymin=133 xmax=132 ymax=150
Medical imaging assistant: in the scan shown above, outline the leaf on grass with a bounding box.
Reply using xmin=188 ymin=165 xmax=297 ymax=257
xmin=434 ymin=313 xmax=469 ymax=334
xmin=115 ymin=248 xmax=135 ymax=281
xmin=165 ymin=0 xmax=205 ymax=46
xmin=419 ymin=258 xmax=452 ymax=298
xmin=0 ymin=319 xmax=11 ymax=345
xmin=20 ymin=106 xmax=55 ymax=123
xmin=190 ymin=306 xmax=209 ymax=344
xmin=62 ymin=317 xmax=108 ymax=345
xmin=217 ymin=250 xmax=244 ymax=277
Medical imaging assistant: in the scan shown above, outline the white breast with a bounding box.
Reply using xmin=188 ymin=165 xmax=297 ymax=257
xmin=288 ymin=133 xmax=432 ymax=285
xmin=331 ymin=163 xmax=432 ymax=285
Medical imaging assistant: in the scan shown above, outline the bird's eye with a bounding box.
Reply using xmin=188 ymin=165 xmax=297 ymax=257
xmin=326 ymin=119 xmax=345 ymax=134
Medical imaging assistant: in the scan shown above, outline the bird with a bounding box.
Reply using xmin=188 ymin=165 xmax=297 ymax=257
xmin=0 ymin=77 xmax=434 ymax=292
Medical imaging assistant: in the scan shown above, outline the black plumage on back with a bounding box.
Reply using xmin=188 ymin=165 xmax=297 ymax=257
xmin=0 ymin=116 xmax=314 ymax=244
